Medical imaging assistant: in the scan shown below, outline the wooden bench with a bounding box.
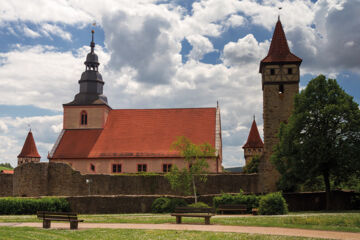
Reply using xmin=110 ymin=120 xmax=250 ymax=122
xmin=217 ymin=204 xmax=248 ymax=214
xmin=171 ymin=207 xmax=215 ymax=225
xmin=37 ymin=211 xmax=84 ymax=230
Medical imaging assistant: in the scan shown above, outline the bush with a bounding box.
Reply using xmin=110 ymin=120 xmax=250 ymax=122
xmin=0 ymin=197 xmax=70 ymax=215
xmin=258 ymin=192 xmax=288 ymax=215
xmin=151 ymin=197 xmax=187 ymax=213
xmin=188 ymin=202 xmax=210 ymax=208
xmin=213 ymin=191 xmax=260 ymax=213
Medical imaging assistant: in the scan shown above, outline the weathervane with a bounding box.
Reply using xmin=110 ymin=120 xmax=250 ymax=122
xmin=278 ymin=6 xmax=282 ymax=20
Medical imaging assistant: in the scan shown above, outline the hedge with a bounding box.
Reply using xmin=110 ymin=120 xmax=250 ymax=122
xmin=258 ymin=192 xmax=288 ymax=215
xmin=151 ymin=197 xmax=187 ymax=213
xmin=0 ymin=197 xmax=71 ymax=215
xmin=213 ymin=192 xmax=260 ymax=213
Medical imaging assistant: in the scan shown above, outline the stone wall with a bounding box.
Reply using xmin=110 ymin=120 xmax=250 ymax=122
xmin=11 ymin=162 xmax=259 ymax=197
xmin=0 ymin=174 xmax=13 ymax=197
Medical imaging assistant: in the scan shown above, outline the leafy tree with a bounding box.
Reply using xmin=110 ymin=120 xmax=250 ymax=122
xmin=165 ymin=136 xmax=216 ymax=203
xmin=242 ymin=155 xmax=260 ymax=174
xmin=272 ymin=75 xmax=360 ymax=209
xmin=0 ymin=163 xmax=13 ymax=169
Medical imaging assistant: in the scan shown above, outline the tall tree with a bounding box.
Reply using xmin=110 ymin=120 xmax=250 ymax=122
xmin=272 ymin=75 xmax=360 ymax=209
xmin=165 ymin=136 xmax=216 ymax=203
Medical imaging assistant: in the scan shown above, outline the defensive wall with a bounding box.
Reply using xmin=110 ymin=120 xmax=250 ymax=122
xmin=1 ymin=162 xmax=259 ymax=197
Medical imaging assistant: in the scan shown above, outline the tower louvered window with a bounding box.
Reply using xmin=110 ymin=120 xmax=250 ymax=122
xmin=81 ymin=111 xmax=88 ymax=125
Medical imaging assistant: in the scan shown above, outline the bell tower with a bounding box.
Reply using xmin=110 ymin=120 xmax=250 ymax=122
xmin=259 ymin=18 xmax=302 ymax=192
xmin=63 ymin=30 xmax=111 ymax=130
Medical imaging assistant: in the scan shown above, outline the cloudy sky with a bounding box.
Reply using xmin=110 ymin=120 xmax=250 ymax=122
xmin=0 ymin=0 xmax=359 ymax=168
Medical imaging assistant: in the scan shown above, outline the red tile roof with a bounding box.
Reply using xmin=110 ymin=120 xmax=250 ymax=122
xmin=52 ymin=108 xmax=216 ymax=159
xmin=18 ymin=131 xmax=41 ymax=158
xmin=243 ymin=119 xmax=264 ymax=148
xmin=260 ymin=19 xmax=302 ymax=71
xmin=0 ymin=170 xmax=14 ymax=174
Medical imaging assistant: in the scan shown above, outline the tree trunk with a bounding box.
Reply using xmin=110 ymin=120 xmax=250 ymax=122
xmin=323 ymin=171 xmax=331 ymax=210
xmin=192 ymin=176 xmax=197 ymax=204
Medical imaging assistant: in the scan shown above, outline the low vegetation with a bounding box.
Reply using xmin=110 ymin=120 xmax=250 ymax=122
xmin=151 ymin=197 xmax=187 ymax=213
xmin=258 ymin=192 xmax=288 ymax=215
xmin=0 ymin=197 xmax=70 ymax=215
xmin=213 ymin=191 xmax=260 ymax=213
xmin=0 ymin=212 xmax=359 ymax=232
xmin=0 ymin=227 xmax=326 ymax=240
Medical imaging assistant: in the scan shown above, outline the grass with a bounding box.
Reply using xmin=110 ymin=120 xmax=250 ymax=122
xmin=0 ymin=166 xmax=12 ymax=171
xmin=0 ymin=227 xmax=326 ymax=240
xmin=0 ymin=212 xmax=359 ymax=233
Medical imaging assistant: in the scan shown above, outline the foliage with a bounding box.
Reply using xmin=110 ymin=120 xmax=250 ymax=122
xmin=213 ymin=191 xmax=260 ymax=212
xmin=0 ymin=197 xmax=70 ymax=215
xmin=0 ymin=163 xmax=13 ymax=171
xmin=271 ymin=75 xmax=360 ymax=208
xmin=165 ymin=136 xmax=216 ymax=203
xmin=188 ymin=202 xmax=210 ymax=208
xmin=151 ymin=197 xmax=187 ymax=213
xmin=242 ymin=155 xmax=260 ymax=174
xmin=258 ymin=192 xmax=288 ymax=215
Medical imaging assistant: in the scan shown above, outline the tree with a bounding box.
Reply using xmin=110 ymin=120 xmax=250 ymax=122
xmin=272 ymin=75 xmax=360 ymax=209
xmin=242 ymin=155 xmax=260 ymax=174
xmin=165 ymin=136 xmax=216 ymax=203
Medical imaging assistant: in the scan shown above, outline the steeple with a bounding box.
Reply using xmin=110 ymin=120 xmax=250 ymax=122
xmin=64 ymin=30 xmax=108 ymax=106
xmin=243 ymin=118 xmax=264 ymax=149
xmin=259 ymin=19 xmax=302 ymax=73
xmin=18 ymin=130 xmax=41 ymax=165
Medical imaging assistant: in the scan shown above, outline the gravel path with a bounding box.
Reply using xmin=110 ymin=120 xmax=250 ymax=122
xmin=1 ymin=222 xmax=359 ymax=240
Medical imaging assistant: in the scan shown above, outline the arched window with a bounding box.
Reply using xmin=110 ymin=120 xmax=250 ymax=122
xmin=81 ymin=111 xmax=88 ymax=125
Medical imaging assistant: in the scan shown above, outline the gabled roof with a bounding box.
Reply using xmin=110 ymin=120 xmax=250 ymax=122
xmin=51 ymin=108 xmax=217 ymax=159
xmin=243 ymin=119 xmax=264 ymax=148
xmin=260 ymin=19 xmax=302 ymax=72
xmin=18 ymin=131 xmax=41 ymax=158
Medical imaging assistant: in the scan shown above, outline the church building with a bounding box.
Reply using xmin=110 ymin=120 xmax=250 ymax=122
xmin=48 ymin=31 xmax=223 ymax=174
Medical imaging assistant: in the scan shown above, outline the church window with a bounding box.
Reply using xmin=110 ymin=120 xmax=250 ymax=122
xmin=90 ymin=164 xmax=95 ymax=172
xmin=288 ymin=68 xmax=293 ymax=74
xmin=137 ymin=164 xmax=147 ymax=172
xmin=81 ymin=111 xmax=88 ymax=125
xmin=279 ymin=84 xmax=284 ymax=94
xmin=163 ymin=164 xmax=172 ymax=173
xmin=270 ymin=69 xmax=275 ymax=75
xmin=112 ymin=164 xmax=122 ymax=173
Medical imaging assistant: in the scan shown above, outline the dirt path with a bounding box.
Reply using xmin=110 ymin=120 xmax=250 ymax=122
xmin=1 ymin=222 xmax=359 ymax=240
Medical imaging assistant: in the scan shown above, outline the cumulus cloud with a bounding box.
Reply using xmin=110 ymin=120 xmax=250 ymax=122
xmin=23 ymin=25 xmax=41 ymax=38
xmin=40 ymin=24 xmax=72 ymax=41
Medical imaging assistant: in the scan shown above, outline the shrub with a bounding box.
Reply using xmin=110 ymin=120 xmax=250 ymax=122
xmin=213 ymin=191 xmax=260 ymax=213
xmin=151 ymin=197 xmax=188 ymax=213
xmin=258 ymin=192 xmax=288 ymax=215
xmin=188 ymin=202 xmax=210 ymax=208
xmin=0 ymin=197 xmax=70 ymax=215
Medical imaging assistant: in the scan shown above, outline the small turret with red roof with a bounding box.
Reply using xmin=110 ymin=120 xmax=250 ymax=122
xmin=17 ymin=130 xmax=41 ymax=166
xmin=243 ymin=117 xmax=264 ymax=165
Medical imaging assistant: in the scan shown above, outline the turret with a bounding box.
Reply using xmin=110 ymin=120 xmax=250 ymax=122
xmin=18 ymin=130 xmax=41 ymax=165
xmin=243 ymin=117 xmax=264 ymax=165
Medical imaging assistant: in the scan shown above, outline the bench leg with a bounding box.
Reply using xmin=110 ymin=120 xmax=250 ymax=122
xmin=70 ymin=221 xmax=78 ymax=230
xmin=205 ymin=217 xmax=210 ymax=225
xmin=176 ymin=216 xmax=182 ymax=224
xmin=43 ymin=220 xmax=51 ymax=229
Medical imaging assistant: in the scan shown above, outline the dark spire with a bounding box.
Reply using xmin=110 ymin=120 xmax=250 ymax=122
xmin=64 ymin=30 xmax=109 ymax=106
xmin=243 ymin=119 xmax=264 ymax=149
xmin=259 ymin=18 xmax=302 ymax=72
xmin=18 ymin=131 xmax=41 ymax=158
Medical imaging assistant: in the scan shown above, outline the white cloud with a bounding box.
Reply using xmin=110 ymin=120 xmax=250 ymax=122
xmin=186 ymin=35 xmax=215 ymax=61
xmin=40 ymin=24 xmax=72 ymax=41
xmin=23 ymin=26 xmax=41 ymax=38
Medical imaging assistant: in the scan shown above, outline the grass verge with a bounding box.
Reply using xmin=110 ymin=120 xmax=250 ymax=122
xmin=0 ymin=212 xmax=359 ymax=233
xmin=0 ymin=227 xmax=326 ymax=240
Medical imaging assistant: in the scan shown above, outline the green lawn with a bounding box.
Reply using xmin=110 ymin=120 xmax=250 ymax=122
xmin=0 ymin=212 xmax=359 ymax=232
xmin=0 ymin=166 xmax=12 ymax=171
xmin=0 ymin=227 xmax=326 ymax=240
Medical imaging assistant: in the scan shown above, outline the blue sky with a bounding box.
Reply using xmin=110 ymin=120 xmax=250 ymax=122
xmin=0 ymin=0 xmax=359 ymax=168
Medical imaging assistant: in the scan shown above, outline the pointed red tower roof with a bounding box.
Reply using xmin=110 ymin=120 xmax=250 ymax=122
xmin=18 ymin=131 xmax=41 ymax=158
xmin=243 ymin=119 xmax=264 ymax=148
xmin=260 ymin=19 xmax=302 ymax=72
